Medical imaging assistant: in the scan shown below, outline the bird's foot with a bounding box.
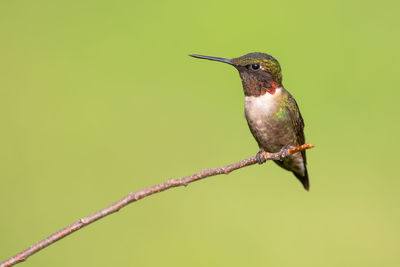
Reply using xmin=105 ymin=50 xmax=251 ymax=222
xmin=256 ymin=149 xmax=267 ymax=164
xmin=280 ymin=145 xmax=294 ymax=159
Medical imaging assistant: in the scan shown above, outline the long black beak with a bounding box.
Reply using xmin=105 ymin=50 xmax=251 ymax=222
xmin=189 ymin=54 xmax=234 ymax=65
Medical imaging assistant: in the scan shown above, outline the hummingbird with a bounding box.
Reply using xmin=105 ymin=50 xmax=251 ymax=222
xmin=190 ymin=52 xmax=309 ymax=190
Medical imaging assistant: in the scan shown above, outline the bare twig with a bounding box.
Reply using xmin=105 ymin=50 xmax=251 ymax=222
xmin=0 ymin=143 xmax=314 ymax=267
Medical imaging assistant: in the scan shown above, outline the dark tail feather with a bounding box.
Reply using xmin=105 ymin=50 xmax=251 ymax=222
xmin=293 ymin=168 xmax=310 ymax=191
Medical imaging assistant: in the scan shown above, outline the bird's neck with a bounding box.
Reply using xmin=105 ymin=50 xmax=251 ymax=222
xmin=242 ymin=78 xmax=281 ymax=97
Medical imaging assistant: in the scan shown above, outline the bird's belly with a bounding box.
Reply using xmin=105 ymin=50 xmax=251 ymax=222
xmin=245 ymin=94 xmax=293 ymax=152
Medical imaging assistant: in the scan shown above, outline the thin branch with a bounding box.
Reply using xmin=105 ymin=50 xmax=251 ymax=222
xmin=0 ymin=143 xmax=314 ymax=267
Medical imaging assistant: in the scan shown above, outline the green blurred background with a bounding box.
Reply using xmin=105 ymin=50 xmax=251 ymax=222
xmin=1 ymin=0 xmax=399 ymax=266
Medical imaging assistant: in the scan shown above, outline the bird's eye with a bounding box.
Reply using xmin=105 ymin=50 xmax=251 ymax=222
xmin=251 ymin=63 xmax=260 ymax=70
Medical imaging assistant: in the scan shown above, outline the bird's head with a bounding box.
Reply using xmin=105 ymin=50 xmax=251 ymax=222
xmin=190 ymin=52 xmax=283 ymax=96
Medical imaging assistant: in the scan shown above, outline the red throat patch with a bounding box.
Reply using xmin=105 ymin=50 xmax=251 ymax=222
xmin=266 ymin=82 xmax=278 ymax=95
xmin=267 ymin=88 xmax=276 ymax=95
xmin=257 ymin=82 xmax=279 ymax=96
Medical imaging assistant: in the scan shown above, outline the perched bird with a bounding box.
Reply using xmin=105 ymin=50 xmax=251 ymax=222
xmin=190 ymin=52 xmax=309 ymax=190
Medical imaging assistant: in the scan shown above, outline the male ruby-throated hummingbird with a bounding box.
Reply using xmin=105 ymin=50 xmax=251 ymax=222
xmin=190 ymin=52 xmax=309 ymax=190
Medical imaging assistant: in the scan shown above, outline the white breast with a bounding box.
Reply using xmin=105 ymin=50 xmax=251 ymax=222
xmin=244 ymin=88 xmax=282 ymax=124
